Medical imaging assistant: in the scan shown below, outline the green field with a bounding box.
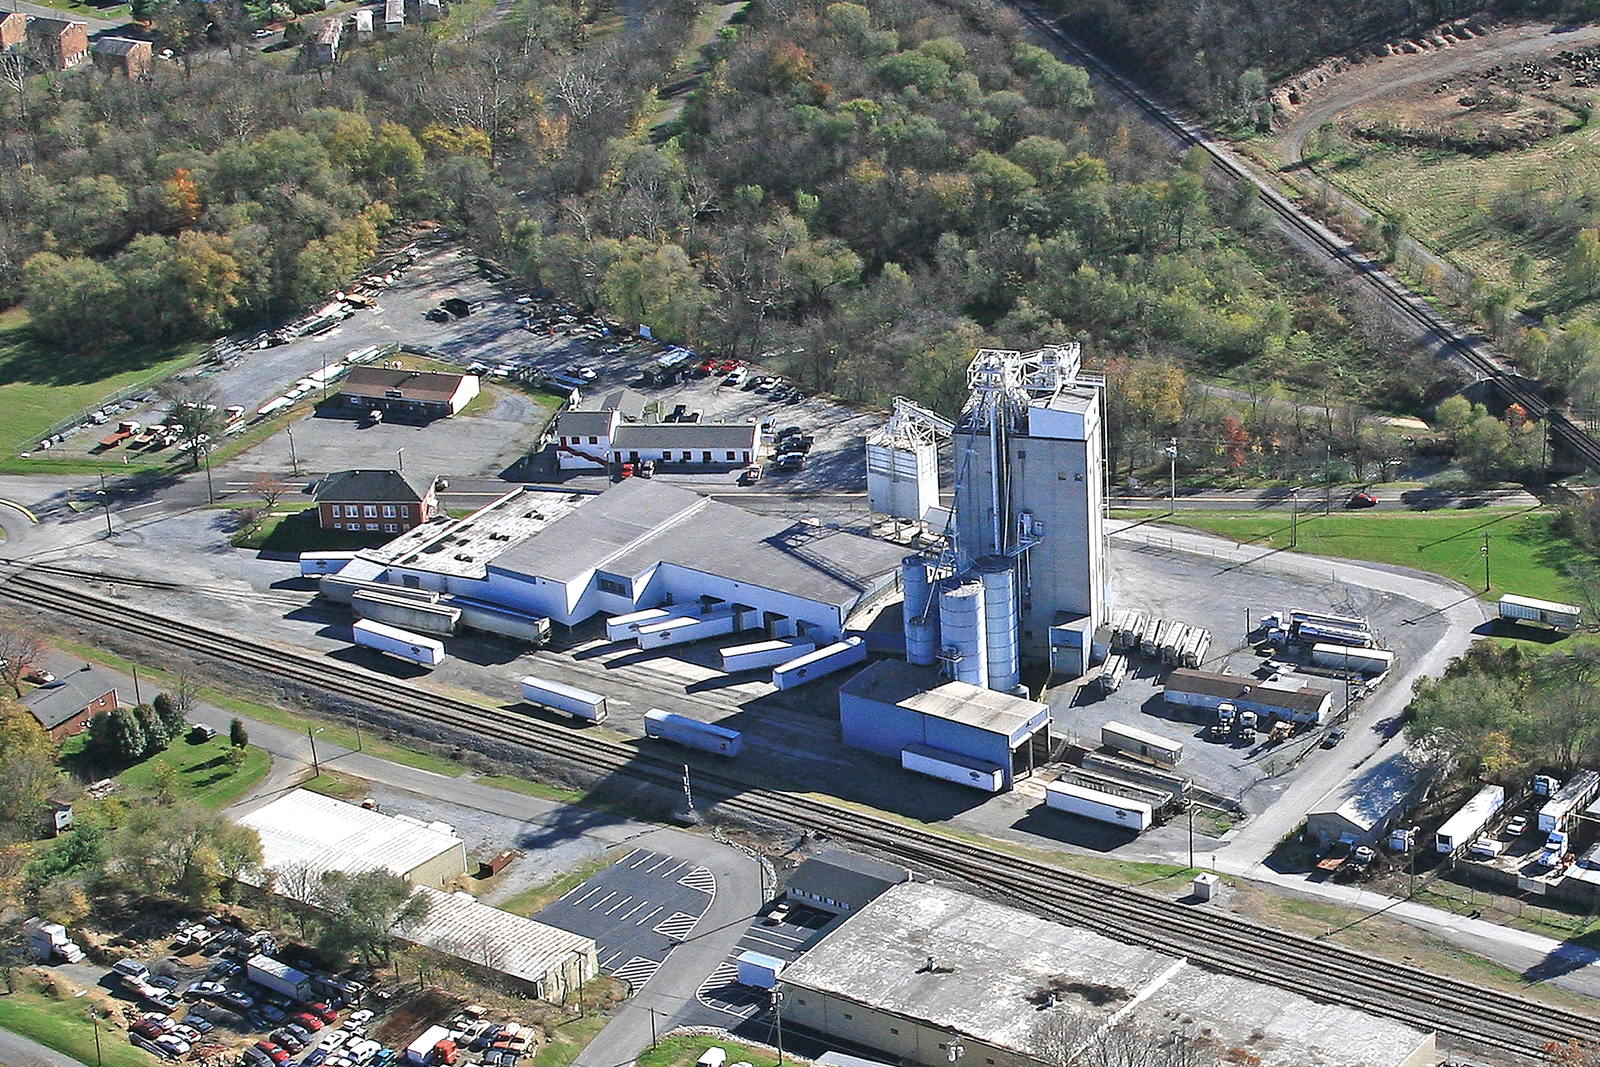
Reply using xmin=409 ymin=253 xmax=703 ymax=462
xmin=115 ymin=733 xmax=272 ymax=808
xmin=636 ymin=1035 xmax=784 ymax=1067
xmin=1158 ymin=507 xmax=1577 ymax=601
xmin=0 ymin=989 xmax=149 ymax=1067
xmin=0 ymin=308 xmax=198 ymax=458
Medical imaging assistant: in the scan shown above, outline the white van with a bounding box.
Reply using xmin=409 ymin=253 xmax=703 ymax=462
xmin=697 ymin=1048 xmax=728 ymax=1067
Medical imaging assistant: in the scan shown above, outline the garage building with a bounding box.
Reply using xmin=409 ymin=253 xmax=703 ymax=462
xmin=555 ymin=405 xmax=760 ymax=471
xmin=336 ymin=481 xmax=905 ymax=644
xmin=239 ymin=790 xmax=468 ymax=890
xmin=779 ymin=882 xmax=1435 ymax=1067
xmin=838 ymin=660 xmax=1051 ymax=790
xmin=405 ymin=886 xmax=596 ymax=1000
xmin=1305 ymin=747 xmax=1429 ymax=846
xmin=1162 ymin=667 xmax=1335 ymax=725
xmin=334 ymin=366 xmax=480 ymax=421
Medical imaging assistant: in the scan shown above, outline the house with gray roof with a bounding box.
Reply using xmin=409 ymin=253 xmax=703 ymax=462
xmin=314 ymin=469 xmax=438 ymax=536
xmin=23 ymin=666 xmax=118 ymax=742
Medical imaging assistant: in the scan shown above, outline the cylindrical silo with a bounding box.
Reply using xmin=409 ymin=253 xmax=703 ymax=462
xmin=903 ymin=556 xmax=933 ymax=618
xmin=975 ymin=556 xmax=1021 ymax=691
xmin=939 ymin=579 xmax=988 ymax=687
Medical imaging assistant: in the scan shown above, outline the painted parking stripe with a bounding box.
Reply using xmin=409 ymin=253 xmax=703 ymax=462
xmin=611 ymin=957 xmax=662 ymax=989
xmin=678 ymin=867 xmax=716 ymax=894
xmin=644 ymin=854 xmax=673 ymax=873
xmin=566 ymin=885 xmax=603 ymax=905
xmin=618 ymin=900 xmax=650 ymax=922
xmin=636 ymin=905 xmax=664 ymax=926
xmin=603 ymin=895 xmax=634 ymax=915
xmin=654 ymin=912 xmax=700 ymax=940
xmin=588 ymin=891 xmax=618 ymax=911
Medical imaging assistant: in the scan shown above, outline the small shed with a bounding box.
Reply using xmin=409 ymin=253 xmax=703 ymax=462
xmin=1306 ymin=748 xmax=1429 ymax=846
xmin=783 ymin=850 xmax=909 ymax=915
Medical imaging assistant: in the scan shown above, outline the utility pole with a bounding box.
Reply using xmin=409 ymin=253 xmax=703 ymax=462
xmin=772 ymin=989 xmax=784 ymax=1065
xmin=1482 ymin=532 xmax=1491 ymax=593
xmin=308 ymin=727 xmax=321 ymax=776
xmin=132 ymin=664 xmax=143 ymax=706
xmin=682 ymin=763 xmax=697 ymax=821
xmin=202 ymin=443 xmax=215 ymax=504
xmin=287 ymin=423 xmax=300 ymax=476
xmin=1290 ymin=487 xmax=1300 ymax=549
xmin=1187 ymin=802 xmax=1195 ymax=871
xmin=98 ymin=471 xmax=113 ymax=537
xmin=648 ymin=1006 xmax=658 ymax=1051
xmin=1164 ymin=438 xmax=1177 ymax=516
xmin=1324 ymin=443 xmax=1332 ymax=515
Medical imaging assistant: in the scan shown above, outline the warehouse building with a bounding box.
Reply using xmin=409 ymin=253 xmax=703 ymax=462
xmin=838 ymin=660 xmax=1051 ymax=790
xmin=1305 ymin=748 xmax=1429 ymax=846
xmin=336 ymin=481 xmax=905 ymax=643
xmin=779 ymin=882 xmax=1435 ymax=1067
xmin=405 ymin=886 xmax=596 ymax=999
xmin=239 ymin=790 xmax=468 ymax=892
xmin=783 ymin=850 xmax=910 ymax=916
xmin=555 ymin=404 xmax=760 ymax=470
xmin=334 ymin=367 xmax=479 ymax=421
xmin=1163 ymin=668 xmax=1335 ymax=725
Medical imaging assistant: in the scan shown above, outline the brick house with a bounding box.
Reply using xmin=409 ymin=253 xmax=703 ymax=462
xmin=314 ymin=469 xmax=438 ymax=536
xmin=26 ymin=17 xmax=90 ymax=69
xmin=0 ymin=13 xmax=27 ymax=53
xmin=91 ymin=36 xmax=153 ymax=78
xmin=23 ymin=667 xmax=118 ymax=742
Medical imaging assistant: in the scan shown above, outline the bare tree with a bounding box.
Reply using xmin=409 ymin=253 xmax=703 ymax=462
xmin=1030 ymin=1011 xmax=1220 ymax=1067
xmin=0 ymin=625 xmax=45 ymax=698
xmin=250 ymin=473 xmax=290 ymax=511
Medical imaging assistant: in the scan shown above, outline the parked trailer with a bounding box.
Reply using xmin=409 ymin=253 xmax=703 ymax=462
xmin=299 ymin=551 xmax=356 ymax=577
xmin=351 ymin=590 xmax=460 ymax=637
xmin=1141 ymin=618 xmax=1167 ymax=658
xmin=1101 ymin=720 xmax=1184 ymax=767
xmin=1291 ymin=621 xmax=1373 ymax=648
xmin=1124 ymin=611 xmax=1150 ymax=654
xmin=1435 ymin=784 xmax=1506 ymax=855
xmin=900 ymin=743 xmax=1005 ymax=793
xmin=736 ymin=951 xmax=785 ymax=990
xmin=1109 ymin=610 xmax=1133 ymax=653
xmin=720 ymin=638 xmax=816 ymax=673
xmin=1098 ymin=654 xmax=1128 ymax=694
xmin=636 ymin=608 xmax=757 ymax=651
xmin=1290 ymin=609 xmax=1370 ymax=632
xmin=246 ymin=955 xmax=312 ymax=1002
xmin=1044 ymin=780 xmax=1154 ymax=832
xmin=322 ymin=574 xmax=441 ymax=605
xmin=1539 ymin=769 xmax=1600 ymax=833
xmin=1309 ymin=642 xmax=1395 ymax=675
xmin=1499 ymin=594 xmax=1582 ymax=632
xmin=606 ymin=608 xmax=674 ymax=642
xmin=520 ymin=676 xmax=607 ymax=723
xmin=352 ymin=618 xmax=445 ymax=667
xmin=643 ymin=709 xmax=742 ymax=756
xmin=1060 ymin=767 xmax=1172 ymax=810
xmin=1160 ymin=623 xmax=1189 ymax=666
xmin=452 ymin=598 xmax=551 ymax=646
xmin=1180 ymin=628 xmax=1211 ymax=669
xmin=1080 ymin=751 xmax=1190 ymax=802
xmin=772 ymin=637 xmax=867 ymax=690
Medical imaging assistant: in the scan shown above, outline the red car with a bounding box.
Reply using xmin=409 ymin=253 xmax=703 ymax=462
xmin=131 ymin=1020 xmax=165 ymax=1040
xmin=306 ymin=1002 xmax=339 ymax=1024
xmin=256 ymin=1041 xmax=290 ymax=1064
xmin=1346 ymin=491 xmax=1379 ymax=509
xmin=293 ymin=1013 xmax=325 ymax=1031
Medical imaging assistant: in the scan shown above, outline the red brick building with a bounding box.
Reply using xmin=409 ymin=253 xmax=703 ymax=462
xmin=91 ymin=36 xmax=153 ymax=78
xmin=26 ymin=17 xmax=90 ymax=69
xmin=314 ymin=469 xmax=438 ymax=537
xmin=23 ymin=667 xmax=118 ymax=742
xmin=0 ymin=13 xmax=27 ymax=53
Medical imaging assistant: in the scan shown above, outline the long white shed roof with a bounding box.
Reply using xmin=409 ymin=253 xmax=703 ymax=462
xmin=238 ymin=790 xmax=463 ymax=891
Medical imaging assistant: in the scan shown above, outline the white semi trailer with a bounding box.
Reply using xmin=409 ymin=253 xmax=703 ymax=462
xmin=520 ymin=676 xmax=607 ymax=723
xmin=352 ymin=618 xmax=444 ymax=667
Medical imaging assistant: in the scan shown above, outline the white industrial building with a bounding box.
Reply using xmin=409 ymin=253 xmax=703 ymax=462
xmin=239 ymin=790 xmax=467 ymax=891
xmin=334 ymin=481 xmax=906 ymax=642
xmin=870 ymin=346 xmax=1109 ymax=684
xmin=779 ymin=882 xmax=1436 ymax=1067
xmin=238 ymin=792 xmax=595 ymax=997
xmin=1162 ymin=668 xmax=1336 ymax=725
xmin=1305 ymin=748 xmax=1431 ymax=846
xmin=555 ymin=397 xmax=760 ymax=471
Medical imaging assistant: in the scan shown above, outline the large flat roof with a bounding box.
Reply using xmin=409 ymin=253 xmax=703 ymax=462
xmin=365 ymin=487 xmax=592 ymax=578
xmin=238 ymin=791 xmax=463 ymax=890
xmin=1166 ymin=668 xmax=1333 ymax=716
xmin=781 ymin=882 xmax=1431 ymax=1067
xmin=407 ymin=886 xmax=592 ymax=987
xmin=840 ymin=660 xmax=1048 ymax=739
xmin=340 ymin=367 xmax=466 ymax=404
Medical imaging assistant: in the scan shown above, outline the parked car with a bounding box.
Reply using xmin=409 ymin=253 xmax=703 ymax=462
xmin=185 ymin=1017 xmax=214 ymax=1036
xmin=131 ymin=1020 xmax=166 ymax=1040
xmin=1321 ymin=728 xmax=1346 ymax=749
xmin=256 ymin=1041 xmax=290 ymax=1065
xmin=772 ymin=453 xmax=805 ymax=472
xmin=272 ymin=1031 xmax=305 ymax=1053
xmin=243 ymin=1047 xmax=276 ymax=1067
xmin=765 ymin=901 xmax=792 ymax=924
xmin=154 ymin=1035 xmax=191 ymax=1057
xmin=739 ymin=466 xmax=762 ymax=485
xmin=219 ymin=990 xmax=255 ymax=1012
xmin=637 ymin=459 xmax=655 ymax=479
xmin=293 ymin=1012 xmax=325 ymax=1031
xmin=150 ymin=975 xmax=179 ymax=991
xmin=305 ymin=1052 xmax=329 ymax=1067
xmin=1346 ymin=490 xmax=1379 ymax=509
xmin=285 ymin=1023 xmax=313 ymax=1043
xmin=1505 ymin=815 xmax=1529 ymax=837
xmin=425 ymin=307 xmax=452 ymax=323
xmin=347 ymin=1010 xmax=375 ymax=1026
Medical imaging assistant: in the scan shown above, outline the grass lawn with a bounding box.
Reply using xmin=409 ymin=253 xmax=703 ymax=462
xmin=16 ymin=0 xmax=131 ymax=22
xmin=115 ymin=734 xmax=272 ymax=808
xmin=232 ymin=507 xmax=382 ymax=552
xmin=526 ymin=1000 xmax=614 ymax=1067
xmin=635 ymin=1035 xmax=781 ymax=1067
xmin=0 ymin=989 xmax=149 ymax=1067
xmin=0 ymin=308 xmax=199 ymax=459
xmin=1156 ymin=506 xmax=1578 ymax=602
xmin=300 ymin=769 xmax=374 ymax=802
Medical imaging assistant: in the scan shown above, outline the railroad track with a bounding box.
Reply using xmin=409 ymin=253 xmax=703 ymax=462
xmin=3 ymin=568 xmax=1596 ymax=1061
xmin=1007 ymin=0 xmax=1600 ymax=474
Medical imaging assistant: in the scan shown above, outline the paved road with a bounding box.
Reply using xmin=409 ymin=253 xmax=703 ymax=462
xmin=0 ymin=0 xmax=125 ymax=33
xmin=1111 ymin=486 xmax=1540 ymax=512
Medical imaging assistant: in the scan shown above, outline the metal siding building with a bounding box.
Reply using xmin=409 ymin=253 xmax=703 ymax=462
xmin=837 ymin=661 xmax=1050 ymax=790
xmin=405 ymin=886 xmax=596 ymax=1000
xmin=779 ymin=882 xmax=1436 ymax=1067
xmin=238 ymin=790 xmax=468 ymax=891
xmin=1305 ymin=748 xmax=1429 ymax=845
xmin=1163 ymin=668 xmax=1335 ymax=725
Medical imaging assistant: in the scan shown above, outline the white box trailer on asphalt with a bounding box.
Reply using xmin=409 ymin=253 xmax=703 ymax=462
xmin=1435 ymin=784 xmax=1506 ymax=854
xmin=1498 ymin=594 xmax=1582 ymax=631
xmin=644 ymin=709 xmax=742 ymax=755
xmin=900 ymin=743 xmax=1005 ymax=793
xmin=352 ymin=618 xmax=445 ymax=667
xmin=605 ymin=608 xmax=674 ymax=642
xmin=1310 ymin=642 xmax=1395 ymax=675
xmin=1101 ymin=720 xmax=1184 ymax=767
xmin=453 ymin=598 xmax=551 ymax=646
xmin=299 ymin=551 xmax=356 ymax=577
xmin=351 ymin=589 xmax=460 ymax=637
xmin=719 ymin=638 xmax=816 ymax=673
xmin=636 ymin=608 xmax=754 ymax=650
xmin=520 ymin=676 xmax=607 ymax=723
xmin=735 ymin=950 xmax=785 ymax=990
xmin=772 ymin=637 xmax=866 ymax=690
xmin=1044 ymin=780 xmax=1154 ymax=832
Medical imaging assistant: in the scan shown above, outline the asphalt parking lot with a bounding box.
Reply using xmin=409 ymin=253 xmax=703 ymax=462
xmin=691 ymin=904 xmax=831 ymax=1027
xmin=535 ymin=848 xmax=717 ymax=990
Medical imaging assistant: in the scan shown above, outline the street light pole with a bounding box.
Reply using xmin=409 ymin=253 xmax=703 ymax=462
xmin=287 ymin=424 xmax=300 ymax=476
xmin=98 ymin=471 xmax=112 ymax=537
xmin=1482 ymin=532 xmax=1491 ymax=593
xmin=1164 ymin=439 xmax=1177 ymax=516
xmin=771 ymin=989 xmax=784 ymax=1066
xmin=1290 ymin=487 xmax=1300 ymax=549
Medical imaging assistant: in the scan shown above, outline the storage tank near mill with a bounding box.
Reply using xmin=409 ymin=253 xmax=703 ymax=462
xmin=903 ymin=556 xmax=941 ymax=667
xmin=939 ymin=580 xmax=988 ymax=687
xmin=975 ymin=556 xmax=1021 ymax=691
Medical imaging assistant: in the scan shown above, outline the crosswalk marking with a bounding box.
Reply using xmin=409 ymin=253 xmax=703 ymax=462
xmin=654 ymin=912 xmax=700 ymax=940
xmin=610 ymin=956 xmax=661 ymax=990
xmin=678 ymin=866 xmax=716 ymax=894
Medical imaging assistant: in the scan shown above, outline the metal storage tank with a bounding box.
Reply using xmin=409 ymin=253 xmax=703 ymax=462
xmin=903 ymin=556 xmax=940 ymax=666
xmin=939 ymin=580 xmax=988 ymax=687
xmin=974 ymin=556 xmax=1020 ymax=691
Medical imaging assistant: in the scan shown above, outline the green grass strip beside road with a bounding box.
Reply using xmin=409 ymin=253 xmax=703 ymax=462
xmin=0 ymin=990 xmax=149 ymax=1067
xmin=1145 ymin=507 xmax=1578 ymax=603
